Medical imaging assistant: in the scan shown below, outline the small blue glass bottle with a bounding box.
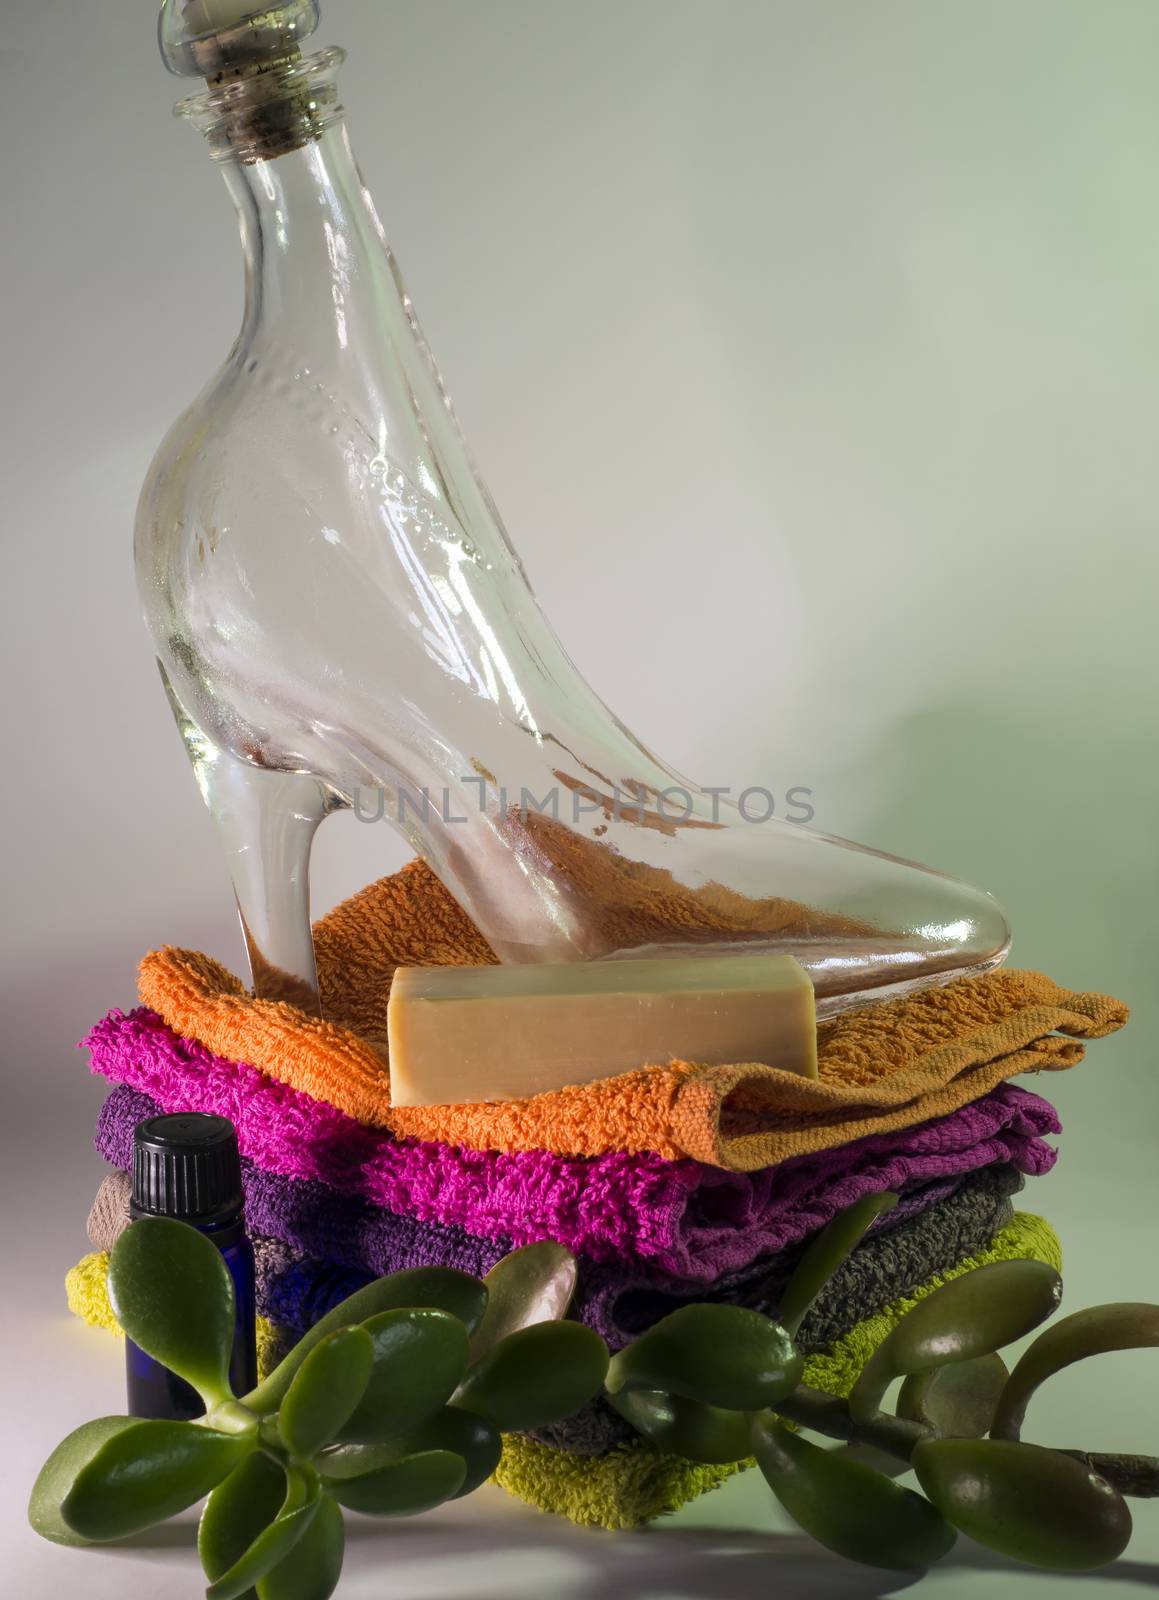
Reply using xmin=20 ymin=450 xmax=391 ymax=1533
xmin=127 ymin=1113 xmax=257 ymax=1420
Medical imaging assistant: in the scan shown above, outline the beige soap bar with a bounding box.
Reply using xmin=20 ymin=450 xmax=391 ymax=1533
xmin=387 ymin=953 xmax=817 ymax=1108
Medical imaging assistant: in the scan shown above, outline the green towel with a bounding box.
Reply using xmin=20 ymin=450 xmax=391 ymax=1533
xmin=64 ymin=1210 xmax=1059 ymax=1530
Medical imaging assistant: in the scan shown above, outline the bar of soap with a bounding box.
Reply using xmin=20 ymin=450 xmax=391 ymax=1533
xmin=387 ymin=953 xmax=817 ymax=1108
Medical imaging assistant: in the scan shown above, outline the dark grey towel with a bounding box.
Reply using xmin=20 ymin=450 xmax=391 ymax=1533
xmin=530 ymin=1162 xmax=1021 ymax=1456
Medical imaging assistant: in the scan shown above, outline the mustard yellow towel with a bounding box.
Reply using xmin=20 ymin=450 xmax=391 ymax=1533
xmin=136 ymin=861 xmax=1126 ymax=1171
xmin=65 ymin=1210 xmax=1059 ymax=1529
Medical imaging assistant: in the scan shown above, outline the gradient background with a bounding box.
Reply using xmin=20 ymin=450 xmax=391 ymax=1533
xmin=2 ymin=2 xmax=1157 ymax=1596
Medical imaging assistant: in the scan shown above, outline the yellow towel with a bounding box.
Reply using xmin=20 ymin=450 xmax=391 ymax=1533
xmin=136 ymin=859 xmax=1126 ymax=1170
xmin=65 ymin=1210 xmax=1059 ymax=1529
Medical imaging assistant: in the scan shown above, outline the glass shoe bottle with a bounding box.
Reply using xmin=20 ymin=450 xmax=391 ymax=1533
xmin=137 ymin=0 xmax=1011 ymax=1015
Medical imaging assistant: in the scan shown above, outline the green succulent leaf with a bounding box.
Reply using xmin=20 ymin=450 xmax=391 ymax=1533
xmin=468 ymin=1242 xmax=578 ymax=1363
xmin=777 ymin=1192 xmax=899 ymax=1339
xmin=278 ymin=1326 xmax=374 ymax=1458
xmin=367 ymin=1265 xmax=489 ymax=1335
xmin=849 ymin=1259 xmax=1063 ymax=1422
xmin=109 ymin=1218 xmax=237 ymax=1407
xmin=606 ymin=1388 xmax=752 ymax=1464
xmin=395 ymin=1408 xmax=501 ymax=1499
xmin=913 ymin=1438 xmax=1133 ymax=1571
xmin=453 ymin=1321 xmax=609 ymax=1431
xmin=314 ymin=1442 xmax=401 ymax=1482
xmin=199 ymin=1452 xmax=287 ymax=1592
xmin=604 ymin=1305 xmax=802 ymax=1413
xmin=204 ymin=1463 xmax=321 ymax=1600
xmin=29 ymin=1418 xmax=147 ymax=1545
xmin=991 ymin=1303 xmax=1159 ymax=1442
xmin=826 ymin=1442 xmax=916 ymax=1480
xmin=321 ymin=1408 xmax=502 ymax=1499
xmin=897 ymin=1354 xmax=1009 ymax=1439
xmin=752 ymin=1413 xmax=956 ymax=1570
xmin=243 ymin=1268 xmax=487 ymax=1415
xmin=59 ymin=1419 xmax=253 ymax=1542
xmin=257 ymin=1495 xmax=344 ymax=1600
xmin=337 ymin=1309 xmax=469 ymax=1443
xmin=326 ymin=1450 xmax=466 ymax=1516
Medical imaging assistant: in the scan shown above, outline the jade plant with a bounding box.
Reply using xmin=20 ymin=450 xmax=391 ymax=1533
xmin=30 ymin=1221 xmax=606 ymax=1598
xmin=607 ymin=1192 xmax=1159 ymax=1572
xmin=30 ymin=1197 xmax=1159 ymax=1593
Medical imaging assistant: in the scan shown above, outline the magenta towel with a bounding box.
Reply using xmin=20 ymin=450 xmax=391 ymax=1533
xmin=96 ymin=1080 xmax=978 ymax=1287
xmin=95 ymin=1085 xmax=1024 ymax=1363
xmin=83 ymin=1006 xmax=1059 ymax=1282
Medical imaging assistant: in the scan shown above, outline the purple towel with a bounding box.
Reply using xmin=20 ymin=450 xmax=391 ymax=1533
xmin=243 ymin=1167 xmax=1018 ymax=1360
xmin=98 ymin=1082 xmax=1022 ymax=1351
xmin=245 ymin=1164 xmax=1020 ymax=1357
xmin=84 ymin=1007 xmax=1059 ymax=1282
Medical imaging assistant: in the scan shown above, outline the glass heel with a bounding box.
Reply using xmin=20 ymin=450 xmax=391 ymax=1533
xmin=162 ymin=665 xmax=343 ymax=1009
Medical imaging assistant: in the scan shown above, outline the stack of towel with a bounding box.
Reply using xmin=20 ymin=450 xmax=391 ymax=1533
xmin=68 ymin=860 xmax=1128 ymax=1528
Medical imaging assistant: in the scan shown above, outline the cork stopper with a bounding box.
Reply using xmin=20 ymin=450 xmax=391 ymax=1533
xmin=160 ymin=0 xmax=343 ymax=163
xmin=159 ymin=0 xmax=321 ymax=79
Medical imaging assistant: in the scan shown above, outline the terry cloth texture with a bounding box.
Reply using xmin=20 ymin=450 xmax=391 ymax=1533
xmin=132 ymin=860 xmax=1125 ymax=1170
xmin=85 ymin=1163 xmax=1018 ymax=1355
xmin=269 ymin=1172 xmax=1010 ymax=1358
xmin=84 ymin=1007 xmax=1059 ymax=1275
xmin=93 ymin=1081 xmax=1031 ymax=1289
xmin=93 ymin=1081 xmax=1022 ymax=1344
xmin=86 ymin=1170 xmax=132 ymax=1250
xmin=65 ymin=1211 xmax=1061 ymax=1528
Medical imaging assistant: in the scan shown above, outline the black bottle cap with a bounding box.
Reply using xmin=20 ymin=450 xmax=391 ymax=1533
xmin=131 ymin=1114 xmax=244 ymax=1225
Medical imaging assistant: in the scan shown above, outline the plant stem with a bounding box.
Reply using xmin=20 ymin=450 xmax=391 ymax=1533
xmin=770 ymin=1386 xmax=926 ymax=1463
xmin=1059 ymin=1451 xmax=1159 ymax=1499
xmin=259 ymin=1415 xmax=284 ymax=1452
xmin=771 ymin=1389 xmax=1159 ymax=1499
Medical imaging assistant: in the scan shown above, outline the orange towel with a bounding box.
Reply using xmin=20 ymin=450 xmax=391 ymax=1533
xmin=138 ymin=860 xmax=1126 ymax=1171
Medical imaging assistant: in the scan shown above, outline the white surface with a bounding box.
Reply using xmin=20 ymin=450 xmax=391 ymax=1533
xmin=3 ymin=1187 xmax=1158 ymax=1600
xmin=2 ymin=2 xmax=1159 ymax=1596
